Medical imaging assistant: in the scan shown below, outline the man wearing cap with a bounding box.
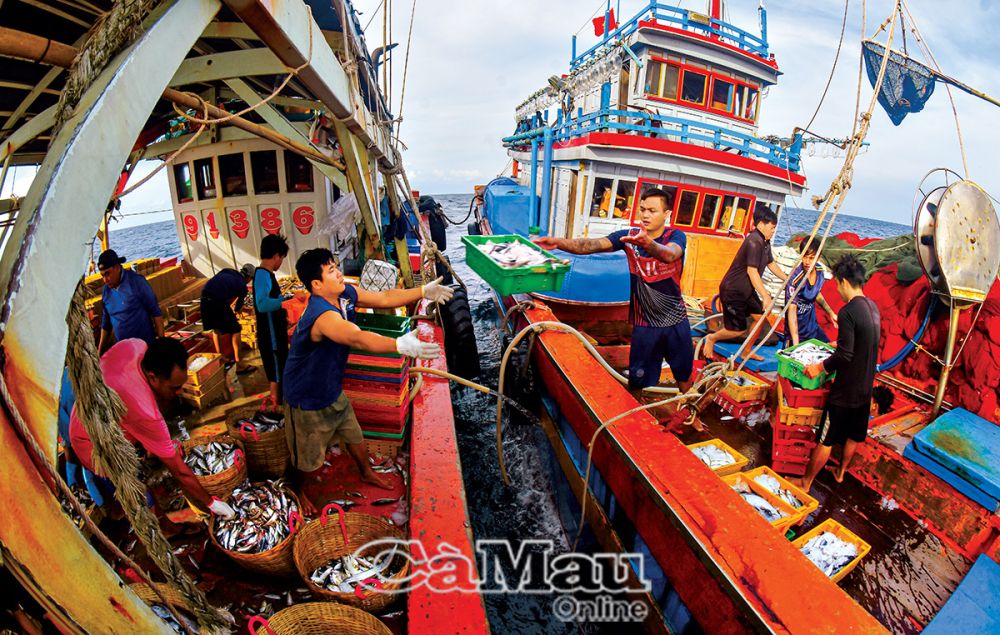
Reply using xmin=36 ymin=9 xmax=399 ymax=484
xmin=201 ymin=264 xmax=255 ymax=373
xmin=97 ymin=249 xmax=164 ymax=354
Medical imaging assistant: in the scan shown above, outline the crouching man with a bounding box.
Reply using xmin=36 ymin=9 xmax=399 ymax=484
xmin=283 ymin=249 xmax=452 ymax=514
xmin=69 ymin=337 xmax=235 ymax=519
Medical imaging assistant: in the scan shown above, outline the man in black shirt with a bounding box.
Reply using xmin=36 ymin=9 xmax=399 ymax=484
xmin=703 ymin=207 xmax=788 ymax=359
xmin=798 ymin=255 xmax=881 ymax=492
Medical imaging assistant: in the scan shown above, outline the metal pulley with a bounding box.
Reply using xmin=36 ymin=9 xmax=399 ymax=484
xmin=913 ymin=172 xmax=1000 ymax=303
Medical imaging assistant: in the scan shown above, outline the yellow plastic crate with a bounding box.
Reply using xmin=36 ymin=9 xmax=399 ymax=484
xmin=777 ymin=380 xmax=824 ymax=427
xmin=686 ymin=439 xmax=749 ymax=476
xmin=186 ymin=353 xmax=223 ymax=386
xmin=792 ymin=518 xmax=872 ymax=583
xmin=743 ymin=465 xmax=819 ymax=527
xmin=721 ymin=370 xmax=770 ymax=403
xmin=722 ymin=472 xmax=800 ymax=533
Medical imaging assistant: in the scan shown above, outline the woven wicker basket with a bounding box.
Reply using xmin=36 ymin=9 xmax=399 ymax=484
xmin=208 ymin=484 xmax=301 ymax=577
xmin=292 ymin=505 xmax=409 ymax=612
xmin=180 ymin=433 xmax=246 ymax=501
xmin=128 ymin=583 xmax=201 ymax=633
xmin=226 ymin=405 xmax=289 ymax=478
xmin=249 ymin=603 xmax=391 ymax=635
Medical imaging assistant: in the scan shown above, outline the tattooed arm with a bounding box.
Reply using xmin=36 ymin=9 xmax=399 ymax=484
xmin=532 ymin=236 xmax=613 ymax=254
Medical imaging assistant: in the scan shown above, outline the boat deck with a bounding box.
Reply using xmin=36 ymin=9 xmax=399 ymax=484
xmin=588 ymin=335 xmax=976 ymax=634
xmin=676 ymin=410 xmax=971 ymax=634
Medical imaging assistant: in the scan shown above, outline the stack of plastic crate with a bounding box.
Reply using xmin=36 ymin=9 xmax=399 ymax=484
xmin=342 ymin=313 xmax=411 ymax=456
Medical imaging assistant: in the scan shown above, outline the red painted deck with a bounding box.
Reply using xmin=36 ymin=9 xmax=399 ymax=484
xmin=523 ymin=302 xmax=885 ymax=634
xmin=406 ymin=312 xmax=490 ymax=634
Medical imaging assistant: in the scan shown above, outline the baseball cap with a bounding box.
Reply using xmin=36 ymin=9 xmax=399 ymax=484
xmin=97 ymin=249 xmax=126 ymax=270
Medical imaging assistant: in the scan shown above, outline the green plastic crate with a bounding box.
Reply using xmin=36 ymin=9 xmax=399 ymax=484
xmin=355 ymin=312 xmax=411 ymax=338
xmin=776 ymin=339 xmax=836 ymax=390
xmin=461 ymin=234 xmax=570 ymax=296
xmin=350 ymin=313 xmax=410 ymax=358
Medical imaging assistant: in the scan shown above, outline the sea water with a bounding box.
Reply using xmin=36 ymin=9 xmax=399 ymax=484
xmin=106 ymin=198 xmax=909 ymax=633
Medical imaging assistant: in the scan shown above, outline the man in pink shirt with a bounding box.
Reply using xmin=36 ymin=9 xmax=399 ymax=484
xmin=69 ymin=338 xmax=234 ymax=518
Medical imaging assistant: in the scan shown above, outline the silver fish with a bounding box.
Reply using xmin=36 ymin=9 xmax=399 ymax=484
xmin=800 ymin=531 xmax=858 ymax=577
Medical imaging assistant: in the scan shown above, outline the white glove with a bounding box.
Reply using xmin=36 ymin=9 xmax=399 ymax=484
xmin=208 ymin=497 xmax=236 ymax=519
xmin=421 ymin=277 xmax=455 ymax=304
xmin=396 ymin=330 xmax=441 ymax=360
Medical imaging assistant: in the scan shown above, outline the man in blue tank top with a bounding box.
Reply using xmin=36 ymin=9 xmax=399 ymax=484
xmin=283 ymin=248 xmax=453 ymax=514
xmin=534 ymin=188 xmax=695 ymax=405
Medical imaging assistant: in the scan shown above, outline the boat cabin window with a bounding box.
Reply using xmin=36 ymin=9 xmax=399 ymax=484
xmin=743 ymin=86 xmax=760 ymax=121
xmin=616 ymin=179 xmax=637 ymax=219
xmin=644 ymin=60 xmax=679 ymax=101
xmin=284 ymin=151 xmax=314 ymax=193
xmin=674 ymin=190 xmax=700 ymax=225
xmin=636 ymin=177 xmax=756 ymax=235
xmin=711 ymin=79 xmax=734 ymax=112
xmin=680 ymin=70 xmax=707 ymax=105
xmin=644 ymin=56 xmax=760 ymax=124
xmin=219 ymin=153 xmax=248 ymax=197
xmin=698 ymin=193 xmax=722 ymax=229
xmin=719 ymin=195 xmax=752 ymax=233
xmin=250 ymin=150 xmax=280 ymax=194
xmin=194 ymin=158 xmax=216 ymax=200
xmin=173 ymin=163 xmax=193 ymax=204
xmin=590 ymin=177 xmax=625 ymax=219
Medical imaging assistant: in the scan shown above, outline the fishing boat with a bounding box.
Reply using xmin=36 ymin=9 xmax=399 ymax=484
xmin=468 ymin=1 xmax=1000 ymax=633
xmin=0 ymin=1 xmax=488 ymax=633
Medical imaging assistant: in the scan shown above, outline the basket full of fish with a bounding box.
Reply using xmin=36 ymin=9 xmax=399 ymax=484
xmin=180 ymin=433 xmax=246 ymax=501
xmin=743 ymin=466 xmax=819 ymax=527
xmin=292 ymin=503 xmax=410 ymax=612
xmin=722 ymin=473 xmax=799 ymax=533
xmin=686 ymin=439 xmax=749 ymax=476
xmin=227 ymin=402 xmax=289 ymax=478
xmin=209 ymin=480 xmax=301 ymax=577
xmin=792 ymin=518 xmax=871 ymax=583
xmin=461 ymin=234 xmax=571 ymax=296
xmin=776 ymin=339 xmax=836 ymax=390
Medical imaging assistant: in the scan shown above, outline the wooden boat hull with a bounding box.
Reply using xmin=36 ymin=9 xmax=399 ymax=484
xmin=504 ymin=298 xmax=885 ymax=634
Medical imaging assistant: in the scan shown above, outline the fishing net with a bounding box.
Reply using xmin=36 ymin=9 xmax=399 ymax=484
xmin=862 ymin=40 xmax=936 ymax=126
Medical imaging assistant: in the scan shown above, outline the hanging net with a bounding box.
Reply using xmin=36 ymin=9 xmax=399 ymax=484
xmin=862 ymin=39 xmax=936 ymax=125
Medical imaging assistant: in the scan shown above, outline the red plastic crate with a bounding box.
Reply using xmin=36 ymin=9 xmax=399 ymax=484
xmin=772 ymin=460 xmax=809 ymax=477
xmin=779 ymin=376 xmax=830 ymax=409
xmin=714 ymin=390 xmax=765 ymax=419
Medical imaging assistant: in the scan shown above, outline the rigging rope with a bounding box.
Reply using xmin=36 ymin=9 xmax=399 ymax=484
xmin=0 ymin=360 xmax=196 ymax=634
xmin=804 ymin=0 xmax=850 ymax=131
xmin=64 ymin=281 xmax=230 ymax=631
xmin=898 ymin=0 xmax=969 ymax=178
xmin=395 ymin=0 xmax=418 ymax=145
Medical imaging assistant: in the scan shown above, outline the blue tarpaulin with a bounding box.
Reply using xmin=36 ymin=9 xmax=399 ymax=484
xmin=923 ymin=555 xmax=1000 ymax=634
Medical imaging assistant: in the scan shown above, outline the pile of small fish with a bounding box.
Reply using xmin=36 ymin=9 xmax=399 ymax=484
xmin=150 ymin=605 xmax=199 ymax=634
xmin=799 ymin=531 xmax=859 ymax=578
xmin=214 ymin=481 xmax=298 ymax=554
xmin=183 ymin=440 xmax=238 ymax=476
xmin=309 ymin=547 xmax=400 ymax=594
xmin=478 ymin=240 xmax=552 ymax=268
xmin=731 ymin=480 xmax=788 ymax=523
xmin=691 ymin=444 xmax=736 ymax=469
xmin=188 ymin=355 xmax=211 ymax=373
xmin=238 ymin=410 xmax=285 ymax=435
xmin=753 ymin=473 xmax=805 ymax=509
xmin=782 ymin=343 xmax=833 ymax=365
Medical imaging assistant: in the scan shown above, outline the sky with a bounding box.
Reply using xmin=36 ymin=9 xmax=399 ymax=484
xmin=2 ymin=0 xmax=997 ymax=230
